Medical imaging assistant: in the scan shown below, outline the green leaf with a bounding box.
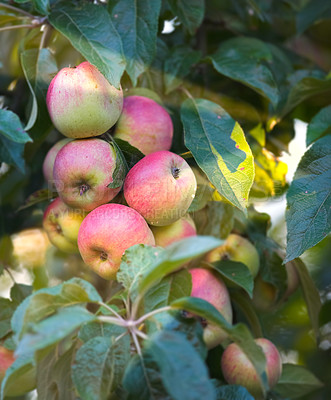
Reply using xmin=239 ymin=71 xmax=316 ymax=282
xmin=33 ymin=0 xmax=50 ymax=15
xmin=138 ymin=236 xmax=223 ymax=297
xmin=212 ymin=260 xmax=254 ymax=298
xmin=306 ymin=105 xmax=331 ymax=146
xmin=181 ymin=98 xmax=254 ymax=213
xmin=275 ymin=364 xmax=324 ymax=399
xmin=296 ymin=0 xmax=331 ymax=34
xmin=285 ymin=136 xmax=331 ymax=262
xmin=108 ymin=0 xmax=161 ymax=86
xmin=0 ymin=354 xmax=36 ymax=399
xmin=212 ymin=381 xmax=254 ymax=400
xmin=145 ymin=330 xmax=216 ymax=400
xmin=187 ymin=183 xmax=214 ymax=212
xmin=170 ymin=297 xmax=268 ymax=391
xmin=114 ymin=138 xmax=144 ymax=169
xmin=209 ymin=37 xmax=279 ymax=107
xmin=72 ymin=335 xmax=130 ymax=400
xmin=49 ymin=1 xmax=125 ymax=88
xmin=125 ymin=87 xmax=163 ymax=104
xmin=107 ymin=140 xmax=128 ymax=189
xmin=16 ymin=306 xmax=96 ymax=358
xmin=168 ymin=0 xmax=205 ymax=35
xmin=17 ymin=188 xmax=57 ymax=211
xmin=164 ymin=46 xmax=201 ymax=94
xmin=0 ymin=298 xmax=15 ymax=340
xmin=0 ymin=109 xmax=32 ymax=172
xmin=36 ymin=344 xmax=76 ymax=400
xmin=79 ymin=321 xmax=126 ymax=343
xmin=12 ymin=278 xmax=102 ymax=342
xmin=0 ymin=235 xmax=13 ymax=271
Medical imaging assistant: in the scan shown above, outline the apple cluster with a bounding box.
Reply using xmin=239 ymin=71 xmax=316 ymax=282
xmin=41 ymin=61 xmax=283 ymax=398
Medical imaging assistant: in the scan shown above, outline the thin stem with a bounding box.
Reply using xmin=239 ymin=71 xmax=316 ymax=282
xmin=0 ymin=24 xmax=37 ymax=32
xmin=115 ymin=330 xmax=129 ymax=343
xmin=4 ymin=267 xmax=16 ymax=284
xmin=133 ymin=328 xmax=148 ymax=340
xmin=39 ymin=23 xmax=52 ymax=50
xmin=180 ymin=86 xmax=194 ymax=101
xmin=131 ymin=329 xmax=142 ymax=356
xmin=98 ymin=315 xmax=128 ymax=327
xmin=97 ymin=301 xmax=125 ymax=321
xmin=135 ymin=306 xmax=172 ymax=326
xmin=0 ymin=2 xmax=35 ymax=18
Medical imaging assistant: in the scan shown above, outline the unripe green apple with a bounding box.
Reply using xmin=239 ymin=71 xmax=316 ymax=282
xmin=46 ymin=61 xmax=123 ymax=138
xmin=114 ymin=95 xmax=173 ymax=155
xmin=53 ymin=138 xmax=123 ymax=212
xmin=77 ymin=203 xmax=155 ymax=279
xmin=0 ymin=346 xmax=15 ymax=381
xmin=221 ymin=338 xmax=282 ymax=399
xmin=42 ymin=138 xmax=72 ymax=187
xmin=206 ymin=234 xmax=260 ymax=278
xmin=124 ymin=151 xmax=197 ymax=226
xmin=151 ymin=214 xmax=196 ymax=247
xmin=43 ymin=197 xmax=87 ymax=253
xmin=189 ymin=268 xmax=233 ymax=349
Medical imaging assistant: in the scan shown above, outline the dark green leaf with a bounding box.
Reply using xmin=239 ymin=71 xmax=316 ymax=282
xmin=10 ymin=283 xmax=32 ymax=305
xmin=33 ymin=0 xmax=50 ymax=15
xmin=114 ymin=138 xmax=144 ymax=169
xmin=275 ymin=364 xmax=323 ymax=399
xmin=168 ymin=0 xmax=205 ymax=35
xmin=306 ymin=105 xmax=331 ymax=146
xmin=212 ymin=381 xmax=254 ymax=400
xmin=16 ymin=306 xmax=96 ymax=358
xmin=145 ymin=330 xmax=216 ymax=400
xmin=164 ymin=46 xmax=201 ymax=94
xmin=108 ymin=0 xmax=161 ymax=86
xmin=107 ymin=140 xmax=127 ymax=189
xmin=188 ymin=183 xmax=214 ymax=212
xmin=296 ymin=0 xmax=331 ymax=34
xmin=79 ymin=321 xmax=126 ymax=343
xmin=0 ymin=298 xmax=15 ymax=340
xmin=17 ymin=188 xmax=57 ymax=211
xmin=49 ymin=2 xmax=125 ymax=88
xmin=209 ymin=37 xmax=279 ymax=106
xmin=181 ymin=98 xmax=254 ymax=213
xmin=285 ymin=136 xmax=331 ymax=262
xmin=212 ymin=260 xmax=254 ymax=298
xmin=72 ymin=335 xmax=130 ymax=400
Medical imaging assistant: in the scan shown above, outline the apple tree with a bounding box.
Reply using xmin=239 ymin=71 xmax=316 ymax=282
xmin=0 ymin=0 xmax=330 ymax=399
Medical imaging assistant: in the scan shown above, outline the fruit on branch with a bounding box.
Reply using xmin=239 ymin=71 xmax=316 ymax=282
xmin=189 ymin=268 xmax=233 ymax=349
xmin=53 ymin=138 xmax=123 ymax=212
xmin=77 ymin=203 xmax=155 ymax=279
xmin=206 ymin=234 xmax=260 ymax=278
xmin=11 ymin=228 xmax=51 ymax=269
xmin=151 ymin=214 xmax=196 ymax=247
xmin=43 ymin=197 xmax=87 ymax=254
xmin=43 ymin=138 xmax=72 ymax=187
xmin=46 ymin=61 xmax=123 ymax=138
xmin=0 ymin=346 xmax=15 ymax=382
xmin=124 ymin=151 xmax=197 ymax=226
xmin=221 ymin=338 xmax=282 ymax=399
xmin=113 ymin=95 xmax=173 ymax=155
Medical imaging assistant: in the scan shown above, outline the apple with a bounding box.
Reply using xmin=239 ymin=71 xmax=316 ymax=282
xmin=53 ymin=138 xmax=123 ymax=212
xmin=11 ymin=228 xmax=51 ymax=269
xmin=42 ymin=138 xmax=72 ymax=187
xmin=43 ymin=197 xmax=87 ymax=254
xmin=151 ymin=214 xmax=196 ymax=247
xmin=113 ymin=95 xmax=173 ymax=155
xmin=206 ymin=234 xmax=260 ymax=278
xmin=77 ymin=203 xmax=155 ymax=279
xmin=221 ymin=338 xmax=282 ymax=399
xmin=0 ymin=347 xmax=15 ymax=382
xmin=46 ymin=61 xmax=123 ymax=138
xmin=124 ymin=151 xmax=197 ymax=226
xmin=189 ymin=268 xmax=233 ymax=349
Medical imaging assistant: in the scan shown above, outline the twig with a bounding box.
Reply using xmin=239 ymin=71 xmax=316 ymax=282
xmin=97 ymin=301 xmax=125 ymax=321
xmin=131 ymin=329 xmax=142 ymax=356
xmin=0 ymin=2 xmax=35 ymax=19
xmin=39 ymin=23 xmax=52 ymax=50
xmin=4 ymin=266 xmax=16 ymax=284
xmin=97 ymin=315 xmax=128 ymax=327
xmin=115 ymin=330 xmax=129 ymax=343
xmin=180 ymin=86 xmax=194 ymax=101
xmin=0 ymin=24 xmax=37 ymax=32
xmin=135 ymin=306 xmax=172 ymax=325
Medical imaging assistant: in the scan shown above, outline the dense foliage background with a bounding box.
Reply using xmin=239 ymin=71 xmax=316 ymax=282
xmin=0 ymin=0 xmax=330 ymax=399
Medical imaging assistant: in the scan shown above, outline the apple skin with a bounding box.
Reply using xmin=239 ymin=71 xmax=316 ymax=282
xmin=113 ymin=95 xmax=173 ymax=155
xmin=77 ymin=203 xmax=155 ymax=279
xmin=43 ymin=197 xmax=87 ymax=254
xmin=46 ymin=61 xmax=123 ymax=138
xmin=124 ymin=151 xmax=197 ymax=226
xmin=43 ymin=138 xmax=72 ymax=186
xmin=221 ymin=338 xmax=282 ymax=399
xmin=53 ymin=138 xmax=122 ymax=212
xmin=206 ymin=234 xmax=260 ymax=278
xmin=0 ymin=347 xmax=15 ymax=382
xmin=189 ymin=268 xmax=233 ymax=349
xmin=151 ymin=214 xmax=196 ymax=247
xmin=11 ymin=228 xmax=51 ymax=269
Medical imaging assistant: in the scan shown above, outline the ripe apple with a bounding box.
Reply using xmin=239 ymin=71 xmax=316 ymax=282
xmin=189 ymin=268 xmax=233 ymax=349
xmin=113 ymin=95 xmax=173 ymax=155
xmin=124 ymin=151 xmax=197 ymax=226
xmin=221 ymin=338 xmax=282 ymax=399
xmin=77 ymin=203 xmax=155 ymax=279
xmin=43 ymin=138 xmax=72 ymax=187
xmin=151 ymin=214 xmax=196 ymax=247
xmin=206 ymin=234 xmax=260 ymax=278
xmin=11 ymin=228 xmax=51 ymax=269
xmin=53 ymin=138 xmax=123 ymax=212
xmin=43 ymin=197 xmax=87 ymax=254
xmin=46 ymin=61 xmax=123 ymax=138
xmin=0 ymin=346 xmax=15 ymax=381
